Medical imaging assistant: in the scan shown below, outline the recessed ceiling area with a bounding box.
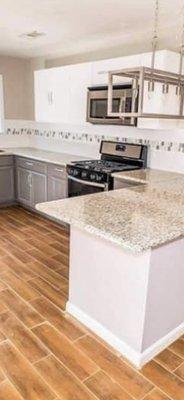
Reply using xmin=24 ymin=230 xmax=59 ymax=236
xmin=0 ymin=0 xmax=183 ymax=60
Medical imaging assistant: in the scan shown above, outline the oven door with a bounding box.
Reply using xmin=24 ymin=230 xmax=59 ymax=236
xmin=68 ymin=176 xmax=107 ymax=197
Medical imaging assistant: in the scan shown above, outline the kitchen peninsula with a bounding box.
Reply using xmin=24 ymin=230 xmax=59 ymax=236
xmin=37 ymin=170 xmax=184 ymax=368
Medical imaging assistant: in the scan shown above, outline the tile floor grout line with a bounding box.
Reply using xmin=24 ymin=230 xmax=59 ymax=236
xmin=30 ymin=327 xmax=103 ymax=400
xmin=33 ymin=353 xmax=51 ymax=366
xmin=139 ymin=387 xmax=156 ymax=400
xmin=82 ymin=368 xmax=101 ymax=383
xmin=72 ymin=333 xmax=88 ymax=342
xmin=0 ymin=312 xmax=52 ymax=363
xmin=167 ymin=346 xmax=184 ymax=361
xmin=153 ymin=356 xmax=184 ymax=375
xmin=0 ymin=339 xmax=60 ymax=400
xmin=0 ymin=276 xmax=41 ymax=304
xmin=1 ymin=376 xmax=25 ymax=400
xmin=172 ymin=359 xmax=184 ymax=372
xmin=31 ymin=321 xmax=102 ymax=380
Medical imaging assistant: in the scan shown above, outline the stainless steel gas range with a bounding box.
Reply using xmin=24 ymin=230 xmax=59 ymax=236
xmin=67 ymin=141 xmax=148 ymax=197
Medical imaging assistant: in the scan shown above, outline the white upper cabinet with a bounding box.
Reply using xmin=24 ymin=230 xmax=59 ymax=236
xmin=0 ymin=75 xmax=4 ymax=132
xmin=34 ymin=66 xmax=70 ymax=123
xmin=51 ymin=67 xmax=70 ymax=123
xmin=34 ymin=69 xmax=54 ymax=122
xmin=68 ymin=63 xmax=92 ymax=124
xmin=34 ymin=63 xmax=92 ymax=124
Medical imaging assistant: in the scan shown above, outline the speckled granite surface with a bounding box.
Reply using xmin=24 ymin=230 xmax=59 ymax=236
xmin=0 ymin=147 xmax=88 ymax=166
xmin=37 ymin=175 xmax=184 ymax=253
xmin=112 ymin=168 xmax=183 ymax=184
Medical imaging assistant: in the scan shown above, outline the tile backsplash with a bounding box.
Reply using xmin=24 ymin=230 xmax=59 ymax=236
xmin=1 ymin=119 xmax=184 ymax=173
xmin=3 ymin=126 xmax=184 ymax=153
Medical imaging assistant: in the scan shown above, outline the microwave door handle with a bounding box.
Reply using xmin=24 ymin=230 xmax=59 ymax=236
xmin=119 ymin=96 xmax=126 ymax=119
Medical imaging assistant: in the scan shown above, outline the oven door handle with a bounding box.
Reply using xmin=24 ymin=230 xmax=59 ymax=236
xmin=68 ymin=175 xmax=108 ymax=189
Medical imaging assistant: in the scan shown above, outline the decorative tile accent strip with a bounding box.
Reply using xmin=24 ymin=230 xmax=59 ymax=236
xmin=3 ymin=127 xmax=184 ymax=153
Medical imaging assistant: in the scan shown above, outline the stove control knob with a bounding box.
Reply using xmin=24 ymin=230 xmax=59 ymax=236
xmin=68 ymin=168 xmax=74 ymax=175
xmin=96 ymin=174 xmax=102 ymax=182
xmin=73 ymin=169 xmax=79 ymax=177
xmin=90 ymin=173 xmax=96 ymax=181
xmin=81 ymin=171 xmax=88 ymax=179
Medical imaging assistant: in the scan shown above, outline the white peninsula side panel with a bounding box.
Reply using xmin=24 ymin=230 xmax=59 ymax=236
xmin=67 ymin=226 xmax=184 ymax=368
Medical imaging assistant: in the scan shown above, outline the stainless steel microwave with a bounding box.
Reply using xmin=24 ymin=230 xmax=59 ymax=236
xmin=86 ymin=85 xmax=137 ymax=126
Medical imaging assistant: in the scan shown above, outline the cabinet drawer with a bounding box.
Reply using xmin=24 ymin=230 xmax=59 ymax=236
xmin=0 ymin=155 xmax=14 ymax=166
xmin=47 ymin=164 xmax=67 ymax=180
xmin=16 ymin=157 xmax=47 ymax=174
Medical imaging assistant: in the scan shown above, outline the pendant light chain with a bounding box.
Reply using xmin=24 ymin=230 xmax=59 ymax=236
xmin=176 ymin=5 xmax=184 ymax=94
xmin=179 ymin=8 xmax=184 ymax=74
xmin=151 ymin=0 xmax=159 ymax=69
xmin=149 ymin=0 xmax=159 ymax=91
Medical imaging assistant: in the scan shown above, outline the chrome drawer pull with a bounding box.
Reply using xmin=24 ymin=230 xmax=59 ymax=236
xmin=55 ymin=168 xmax=64 ymax=172
xmin=26 ymin=162 xmax=34 ymax=166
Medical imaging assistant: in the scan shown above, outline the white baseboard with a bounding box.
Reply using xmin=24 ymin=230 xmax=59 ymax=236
xmin=66 ymin=301 xmax=184 ymax=369
xmin=140 ymin=322 xmax=184 ymax=367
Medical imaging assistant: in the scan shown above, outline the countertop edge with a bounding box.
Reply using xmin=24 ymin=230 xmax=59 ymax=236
xmin=0 ymin=148 xmax=88 ymax=167
xmin=36 ymin=202 xmax=184 ymax=254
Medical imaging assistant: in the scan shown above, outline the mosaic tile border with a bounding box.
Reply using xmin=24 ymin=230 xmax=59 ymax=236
xmin=2 ymin=127 xmax=184 ymax=153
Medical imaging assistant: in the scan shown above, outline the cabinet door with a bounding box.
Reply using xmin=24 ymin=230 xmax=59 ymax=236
xmin=34 ymin=67 xmax=70 ymax=123
xmin=51 ymin=67 xmax=70 ymax=123
xmin=31 ymin=172 xmax=47 ymax=207
xmin=0 ymin=166 xmax=14 ymax=203
xmin=48 ymin=176 xmax=67 ymax=201
xmin=34 ymin=69 xmax=55 ymax=122
xmin=69 ymin=63 xmax=92 ymax=124
xmin=17 ymin=168 xmax=31 ymax=205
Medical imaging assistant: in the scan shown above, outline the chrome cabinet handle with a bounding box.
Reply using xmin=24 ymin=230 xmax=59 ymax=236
xmin=50 ymin=91 xmax=53 ymax=104
xmin=48 ymin=91 xmax=53 ymax=105
xmin=55 ymin=168 xmax=64 ymax=172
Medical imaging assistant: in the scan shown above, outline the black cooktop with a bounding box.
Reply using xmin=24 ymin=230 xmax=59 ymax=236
xmin=72 ymin=159 xmax=139 ymax=174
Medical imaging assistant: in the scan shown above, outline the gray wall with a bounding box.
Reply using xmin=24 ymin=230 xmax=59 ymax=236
xmin=0 ymin=55 xmax=45 ymax=121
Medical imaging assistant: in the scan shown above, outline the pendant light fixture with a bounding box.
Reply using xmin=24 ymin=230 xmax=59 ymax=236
xmin=107 ymin=0 xmax=184 ymax=120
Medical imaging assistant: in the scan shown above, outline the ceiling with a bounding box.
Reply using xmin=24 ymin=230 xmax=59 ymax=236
xmin=0 ymin=0 xmax=183 ymax=60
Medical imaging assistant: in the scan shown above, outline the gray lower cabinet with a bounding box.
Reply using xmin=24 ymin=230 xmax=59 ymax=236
xmin=48 ymin=176 xmax=67 ymax=201
xmin=17 ymin=167 xmax=47 ymax=208
xmin=31 ymin=172 xmax=47 ymax=207
xmin=17 ymin=168 xmax=31 ymax=205
xmin=0 ymin=156 xmax=15 ymax=205
xmin=15 ymin=157 xmax=67 ymax=209
xmin=47 ymin=163 xmax=67 ymax=201
xmin=0 ymin=166 xmax=15 ymax=204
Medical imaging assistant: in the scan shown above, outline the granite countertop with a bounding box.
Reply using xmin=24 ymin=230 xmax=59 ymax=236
xmin=37 ymin=173 xmax=184 ymax=253
xmin=112 ymin=168 xmax=184 ymax=184
xmin=0 ymin=147 xmax=89 ymax=166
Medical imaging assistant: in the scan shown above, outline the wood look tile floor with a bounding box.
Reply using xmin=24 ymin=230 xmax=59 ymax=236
xmin=0 ymin=206 xmax=183 ymax=400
